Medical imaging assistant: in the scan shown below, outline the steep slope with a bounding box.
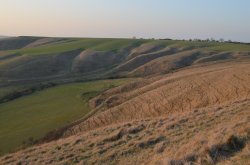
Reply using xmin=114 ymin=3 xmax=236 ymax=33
xmin=129 ymin=49 xmax=204 ymax=76
xmin=127 ymin=42 xmax=165 ymax=60
xmin=0 ymin=38 xmax=144 ymax=86
xmin=63 ymin=60 xmax=250 ymax=136
xmin=71 ymin=47 xmax=130 ymax=74
xmin=0 ymin=50 xmax=81 ymax=80
xmin=111 ymin=47 xmax=177 ymax=75
xmin=1 ymin=92 xmax=249 ymax=165
xmin=194 ymin=52 xmax=233 ymax=64
xmin=128 ymin=51 xmax=250 ymax=77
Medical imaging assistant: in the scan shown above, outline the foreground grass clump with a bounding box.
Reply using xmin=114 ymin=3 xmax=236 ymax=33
xmin=0 ymin=79 xmax=132 ymax=155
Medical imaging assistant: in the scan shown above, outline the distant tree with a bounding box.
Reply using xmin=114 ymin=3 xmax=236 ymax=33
xmin=160 ymin=38 xmax=172 ymax=41
xmin=210 ymin=38 xmax=215 ymax=42
xmin=219 ymin=38 xmax=225 ymax=43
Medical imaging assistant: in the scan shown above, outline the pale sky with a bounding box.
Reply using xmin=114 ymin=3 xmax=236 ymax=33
xmin=1 ymin=0 xmax=250 ymax=42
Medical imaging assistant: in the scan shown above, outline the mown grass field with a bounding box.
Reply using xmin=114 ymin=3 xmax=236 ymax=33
xmin=0 ymin=78 xmax=133 ymax=155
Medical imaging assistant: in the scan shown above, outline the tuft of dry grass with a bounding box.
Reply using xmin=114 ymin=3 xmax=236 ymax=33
xmin=1 ymin=98 xmax=249 ymax=165
xmin=66 ymin=61 xmax=250 ymax=136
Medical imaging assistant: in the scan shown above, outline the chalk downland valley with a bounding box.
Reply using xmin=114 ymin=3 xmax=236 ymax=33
xmin=0 ymin=36 xmax=250 ymax=165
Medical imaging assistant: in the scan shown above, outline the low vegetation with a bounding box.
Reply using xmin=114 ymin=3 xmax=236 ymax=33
xmin=0 ymin=37 xmax=250 ymax=164
xmin=1 ymin=98 xmax=249 ymax=164
xmin=0 ymin=83 xmax=56 ymax=104
xmin=0 ymin=78 xmax=133 ymax=155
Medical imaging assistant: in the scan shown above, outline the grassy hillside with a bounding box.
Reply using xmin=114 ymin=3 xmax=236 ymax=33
xmin=0 ymin=37 xmax=250 ymax=87
xmin=1 ymin=60 xmax=250 ymax=165
xmin=1 ymin=38 xmax=250 ymax=57
xmin=0 ymin=87 xmax=22 ymax=98
xmin=0 ymin=78 xmax=133 ymax=155
xmin=0 ymin=37 xmax=250 ymax=163
xmin=4 ymin=38 xmax=145 ymax=56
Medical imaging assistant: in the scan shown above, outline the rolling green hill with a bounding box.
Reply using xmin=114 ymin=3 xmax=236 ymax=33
xmin=0 ymin=36 xmax=250 ymax=158
xmin=0 ymin=37 xmax=249 ymax=88
xmin=0 ymin=78 xmax=133 ymax=155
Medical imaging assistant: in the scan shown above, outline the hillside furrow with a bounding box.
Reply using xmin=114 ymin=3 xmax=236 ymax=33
xmin=65 ymin=62 xmax=250 ymax=135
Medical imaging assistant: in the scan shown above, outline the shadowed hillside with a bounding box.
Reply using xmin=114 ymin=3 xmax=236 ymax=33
xmin=0 ymin=37 xmax=42 ymax=50
xmin=1 ymin=37 xmax=250 ymax=87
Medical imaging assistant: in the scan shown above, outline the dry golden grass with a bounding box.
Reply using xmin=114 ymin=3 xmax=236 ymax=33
xmin=65 ymin=60 xmax=250 ymax=135
xmin=1 ymin=57 xmax=250 ymax=165
xmin=0 ymin=98 xmax=249 ymax=165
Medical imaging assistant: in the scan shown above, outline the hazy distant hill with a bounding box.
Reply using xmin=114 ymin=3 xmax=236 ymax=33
xmin=0 ymin=35 xmax=9 ymax=39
